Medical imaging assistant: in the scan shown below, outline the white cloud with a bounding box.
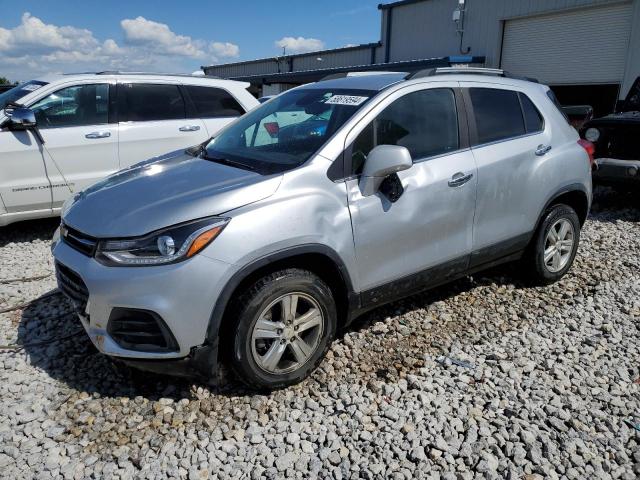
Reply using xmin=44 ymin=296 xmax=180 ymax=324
xmin=275 ymin=36 xmax=325 ymax=54
xmin=0 ymin=13 xmax=240 ymax=81
xmin=120 ymin=16 xmax=207 ymax=58
xmin=0 ymin=13 xmax=98 ymax=55
xmin=210 ymin=41 xmax=239 ymax=59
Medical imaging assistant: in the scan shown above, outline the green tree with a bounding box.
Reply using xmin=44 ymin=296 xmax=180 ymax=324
xmin=0 ymin=77 xmax=11 ymax=85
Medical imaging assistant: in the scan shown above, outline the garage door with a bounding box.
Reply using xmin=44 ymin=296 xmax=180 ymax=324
xmin=501 ymin=3 xmax=633 ymax=85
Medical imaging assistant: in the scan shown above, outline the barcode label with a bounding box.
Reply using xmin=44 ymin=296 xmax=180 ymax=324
xmin=324 ymin=95 xmax=369 ymax=106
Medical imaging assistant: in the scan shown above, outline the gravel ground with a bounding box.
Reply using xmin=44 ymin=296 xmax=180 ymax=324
xmin=0 ymin=188 xmax=638 ymax=479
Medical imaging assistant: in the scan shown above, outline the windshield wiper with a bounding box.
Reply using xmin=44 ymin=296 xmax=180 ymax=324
xmin=201 ymin=153 xmax=256 ymax=172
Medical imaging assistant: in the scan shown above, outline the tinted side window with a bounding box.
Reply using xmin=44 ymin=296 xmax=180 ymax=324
xmin=546 ymin=89 xmax=570 ymax=123
xmin=119 ymin=84 xmax=185 ymax=122
xmin=519 ymin=93 xmax=544 ymax=133
xmin=185 ymin=86 xmax=245 ymax=118
xmin=351 ymin=88 xmax=459 ymax=174
xmin=470 ymin=88 xmax=525 ymax=145
xmin=30 ymin=84 xmax=109 ymax=128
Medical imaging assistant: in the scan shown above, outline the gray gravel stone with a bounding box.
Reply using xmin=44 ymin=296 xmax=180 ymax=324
xmin=0 ymin=189 xmax=638 ymax=478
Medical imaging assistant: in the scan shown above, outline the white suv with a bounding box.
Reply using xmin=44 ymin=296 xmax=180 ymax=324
xmin=0 ymin=72 xmax=258 ymax=227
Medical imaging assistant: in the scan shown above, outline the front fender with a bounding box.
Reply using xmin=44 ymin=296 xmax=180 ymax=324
xmin=203 ymin=243 xmax=356 ymax=345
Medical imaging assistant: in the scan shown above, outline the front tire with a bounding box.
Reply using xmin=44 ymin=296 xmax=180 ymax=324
xmin=227 ymin=269 xmax=336 ymax=390
xmin=524 ymin=203 xmax=581 ymax=285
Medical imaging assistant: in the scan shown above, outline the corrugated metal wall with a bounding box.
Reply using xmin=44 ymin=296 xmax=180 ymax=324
xmin=501 ymin=2 xmax=633 ymax=84
xmin=205 ymin=59 xmax=279 ymax=78
xmin=204 ymin=46 xmax=378 ymax=78
xmin=385 ymin=0 xmax=638 ymax=96
xmin=204 ymin=0 xmax=639 ymax=97
xmin=387 ymin=0 xmax=633 ymax=66
xmin=622 ymin=0 xmax=640 ymax=96
xmin=292 ymin=47 xmax=375 ymax=70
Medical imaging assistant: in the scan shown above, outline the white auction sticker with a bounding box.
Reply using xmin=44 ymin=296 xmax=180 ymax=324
xmin=324 ymin=95 xmax=369 ymax=106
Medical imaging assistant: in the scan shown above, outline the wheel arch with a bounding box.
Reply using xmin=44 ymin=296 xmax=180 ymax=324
xmin=537 ymin=183 xmax=590 ymax=230
xmin=205 ymin=244 xmax=356 ymax=357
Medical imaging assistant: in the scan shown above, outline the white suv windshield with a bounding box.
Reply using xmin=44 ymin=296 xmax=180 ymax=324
xmin=0 ymin=80 xmax=48 ymax=110
xmin=204 ymin=88 xmax=375 ymax=174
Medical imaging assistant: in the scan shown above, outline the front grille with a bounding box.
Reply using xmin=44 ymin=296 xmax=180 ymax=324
xmin=107 ymin=308 xmax=178 ymax=353
xmin=61 ymin=223 xmax=97 ymax=256
xmin=55 ymin=262 xmax=89 ymax=315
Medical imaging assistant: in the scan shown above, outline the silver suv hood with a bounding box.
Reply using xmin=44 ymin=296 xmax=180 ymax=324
xmin=62 ymin=150 xmax=282 ymax=238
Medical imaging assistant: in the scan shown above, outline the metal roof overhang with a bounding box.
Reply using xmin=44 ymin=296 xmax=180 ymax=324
xmin=227 ymin=56 xmax=485 ymax=85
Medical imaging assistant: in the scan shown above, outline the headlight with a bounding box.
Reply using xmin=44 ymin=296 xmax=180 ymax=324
xmin=584 ymin=127 xmax=600 ymax=142
xmin=96 ymin=217 xmax=229 ymax=266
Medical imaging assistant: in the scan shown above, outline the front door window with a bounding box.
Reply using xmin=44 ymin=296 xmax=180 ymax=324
xmin=30 ymin=84 xmax=109 ymax=128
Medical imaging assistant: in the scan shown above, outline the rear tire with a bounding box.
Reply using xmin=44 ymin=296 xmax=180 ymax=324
xmin=226 ymin=269 xmax=336 ymax=390
xmin=523 ymin=204 xmax=581 ymax=285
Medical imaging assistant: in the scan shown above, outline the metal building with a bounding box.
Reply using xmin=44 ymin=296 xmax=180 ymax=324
xmin=203 ymin=0 xmax=640 ymax=113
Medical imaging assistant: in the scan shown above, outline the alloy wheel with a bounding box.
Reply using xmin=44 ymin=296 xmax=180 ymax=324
xmin=250 ymin=292 xmax=325 ymax=375
xmin=543 ymin=218 xmax=575 ymax=273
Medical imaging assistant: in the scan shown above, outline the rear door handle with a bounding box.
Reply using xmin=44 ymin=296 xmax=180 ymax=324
xmin=535 ymin=144 xmax=552 ymax=156
xmin=179 ymin=125 xmax=201 ymax=132
xmin=448 ymin=172 xmax=474 ymax=187
xmin=85 ymin=131 xmax=111 ymax=139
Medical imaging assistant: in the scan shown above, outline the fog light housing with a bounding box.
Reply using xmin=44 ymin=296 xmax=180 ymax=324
xmin=107 ymin=308 xmax=178 ymax=352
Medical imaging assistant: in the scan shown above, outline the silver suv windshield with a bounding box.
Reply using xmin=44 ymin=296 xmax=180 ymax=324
xmin=0 ymin=80 xmax=48 ymax=110
xmin=205 ymin=88 xmax=375 ymax=174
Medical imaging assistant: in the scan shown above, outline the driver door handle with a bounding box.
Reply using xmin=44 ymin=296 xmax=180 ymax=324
xmin=179 ymin=125 xmax=201 ymax=132
xmin=448 ymin=172 xmax=473 ymax=187
xmin=85 ymin=131 xmax=111 ymax=139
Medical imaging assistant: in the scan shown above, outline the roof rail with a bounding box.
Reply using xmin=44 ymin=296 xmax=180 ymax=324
xmin=405 ymin=67 xmax=538 ymax=83
xmin=319 ymin=71 xmax=402 ymax=81
xmin=92 ymin=71 xmax=221 ymax=79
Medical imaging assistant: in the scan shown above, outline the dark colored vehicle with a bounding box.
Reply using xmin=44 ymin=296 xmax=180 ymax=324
xmin=580 ymin=77 xmax=640 ymax=188
xmin=562 ymin=104 xmax=593 ymax=130
xmin=0 ymin=84 xmax=17 ymax=94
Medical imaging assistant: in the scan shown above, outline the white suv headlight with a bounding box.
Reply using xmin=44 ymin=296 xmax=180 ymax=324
xmin=96 ymin=217 xmax=229 ymax=266
xmin=584 ymin=127 xmax=600 ymax=142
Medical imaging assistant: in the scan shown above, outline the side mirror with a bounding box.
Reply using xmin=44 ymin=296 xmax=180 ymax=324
xmin=8 ymin=107 xmax=37 ymax=130
xmin=359 ymin=145 xmax=412 ymax=196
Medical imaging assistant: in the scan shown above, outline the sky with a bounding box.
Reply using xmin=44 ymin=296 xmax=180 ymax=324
xmin=0 ymin=0 xmax=383 ymax=82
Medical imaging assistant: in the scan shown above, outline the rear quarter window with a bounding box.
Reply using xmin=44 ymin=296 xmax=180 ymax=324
xmin=519 ymin=93 xmax=544 ymax=133
xmin=185 ymin=85 xmax=245 ymax=118
xmin=546 ymin=89 xmax=570 ymax=123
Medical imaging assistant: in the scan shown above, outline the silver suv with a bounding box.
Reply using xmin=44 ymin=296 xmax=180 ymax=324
xmin=53 ymin=68 xmax=593 ymax=389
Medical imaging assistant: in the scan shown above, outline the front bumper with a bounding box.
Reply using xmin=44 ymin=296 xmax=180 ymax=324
xmin=116 ymin=341 xmax=219 ymax=381
xmin=593 ymin=158 xmax=640 ymax=186
xmin=52 ymin=236 xmax=235 ymax=373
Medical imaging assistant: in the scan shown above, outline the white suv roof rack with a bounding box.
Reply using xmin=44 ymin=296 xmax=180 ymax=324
xmin=434 ymin=67 xmax=504 ymax=75
xmin=406 ymin=66 xmax=538 ymax=83
xmin=320 ymin=71 xmax=402 ymax=81
xmin=86 ymin=71 xmax=221 ymax=79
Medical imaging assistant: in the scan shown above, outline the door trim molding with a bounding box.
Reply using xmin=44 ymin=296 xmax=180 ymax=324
xmin=357 ymin=232 xmax=532 ymax=310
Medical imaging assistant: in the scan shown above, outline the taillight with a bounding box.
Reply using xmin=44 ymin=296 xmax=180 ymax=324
xmin=577 ymin=139 xmax=595 ymax=168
